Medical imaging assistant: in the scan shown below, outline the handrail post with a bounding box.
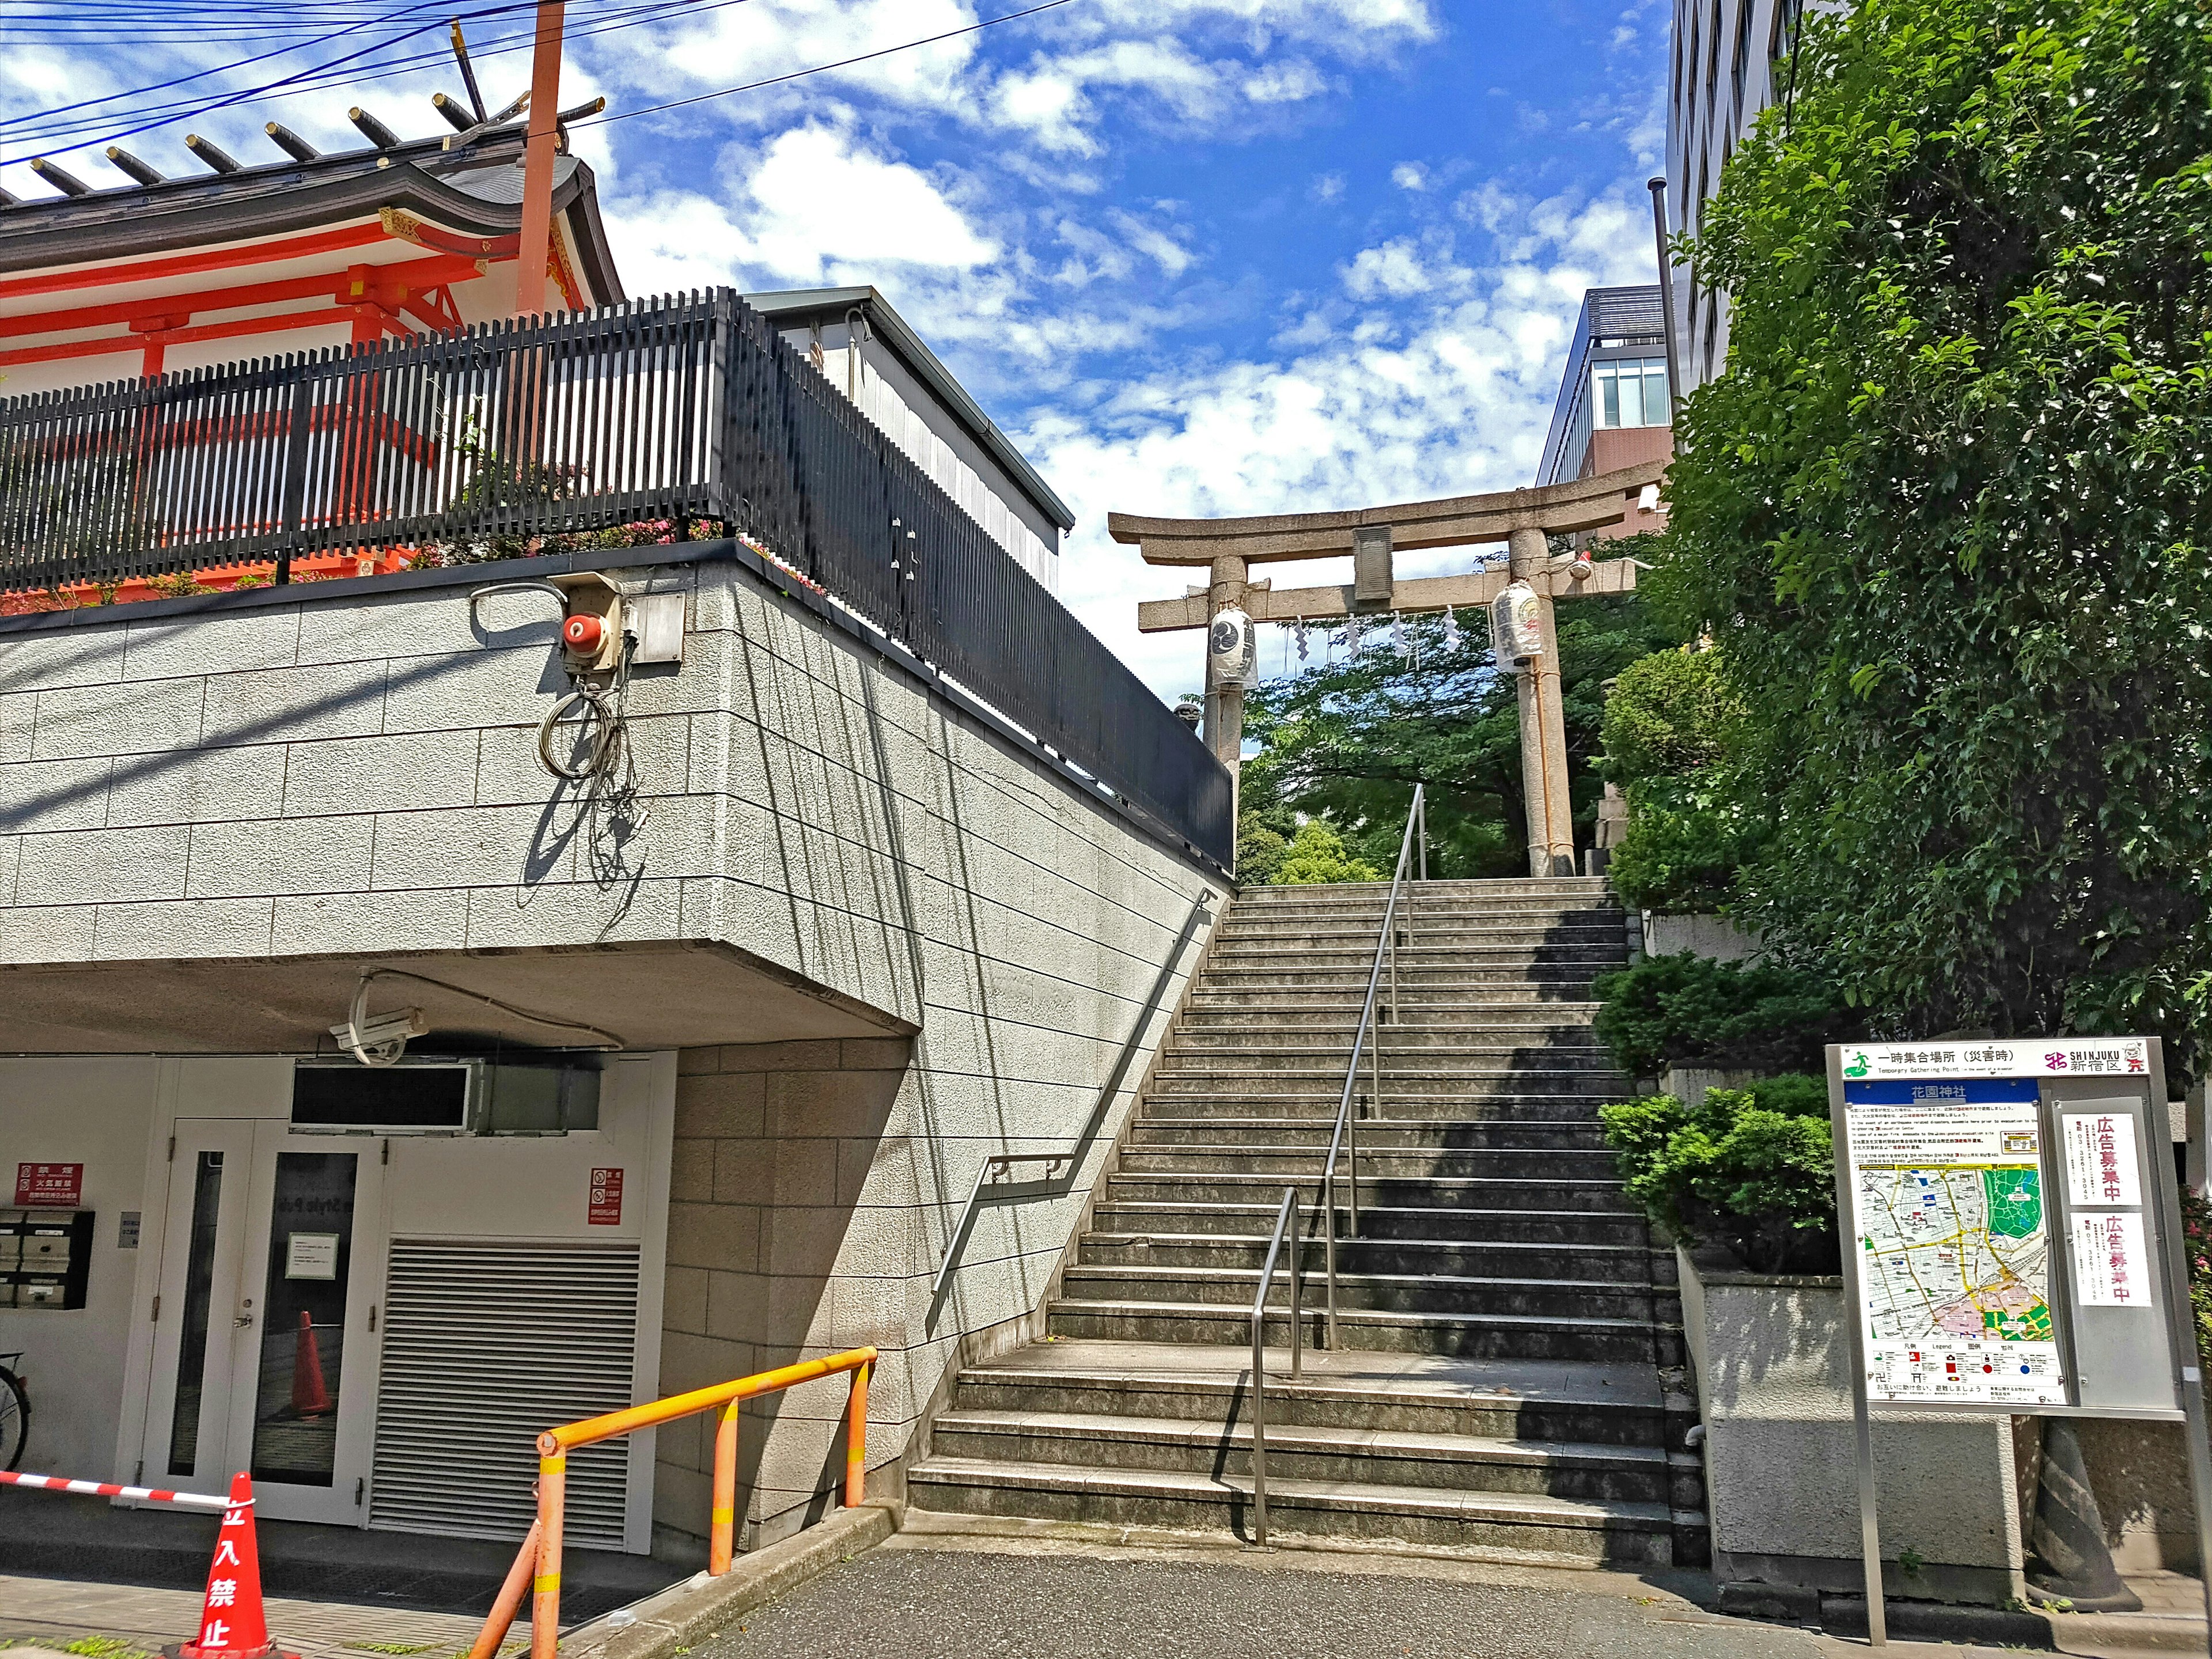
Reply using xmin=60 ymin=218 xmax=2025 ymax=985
xmin=1249 ymin=1186 xmax=1298 ymax=1548
xmin=531 ymin=1440 xmax=565 ymax=1659
xmin=844 ymin=1359 xmax=870 ymax=1507
xmin=1323 ymin=1160 xmax=1339 ymax=1350
xmin=709 ymin=1397 xmax=740 ymax=1574
xmin=464 ymin=1520 xmax=541 ymax=1659
xmin=1251 ymin=1321 xmax=1270 ymax=1546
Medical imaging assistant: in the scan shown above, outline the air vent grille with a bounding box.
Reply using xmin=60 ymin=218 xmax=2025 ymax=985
xmin=369 ymin=1238 xmax=641 ymax=1549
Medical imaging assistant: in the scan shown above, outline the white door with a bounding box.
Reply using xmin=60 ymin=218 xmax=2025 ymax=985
xmin=141 ymin=1120 xmax=256 ymax=1493
xmin=142 ymin=1122 xmax=387 ymax=1525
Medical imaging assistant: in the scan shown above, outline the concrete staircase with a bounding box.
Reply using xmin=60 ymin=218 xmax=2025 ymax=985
xmin=908 ymin=877 xmax=1708 ymax=1566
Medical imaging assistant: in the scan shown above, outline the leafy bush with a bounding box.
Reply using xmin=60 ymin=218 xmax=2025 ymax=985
xmin=1271 ymin=820 xmax=1382 ymax=885
xmin=1591 ymin=952 xmax=1850 ymax=1078
xmin=1600 ymin=646 xmax=1743 ymax=785
xmin=1606 ymin=777 xmax=1759 ymax=914
xmin=1601 ymin=1076 xmax=1840 ymax=1274
xmin=1237 ymin=806 xmax=1294 ymax=887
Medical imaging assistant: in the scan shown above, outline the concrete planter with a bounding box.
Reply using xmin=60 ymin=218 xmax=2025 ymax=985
xmin=1642 ymin=912 xmax=1763 ymax=963
xmin=1677 ymin=1242 xmax=2027 ymax=1605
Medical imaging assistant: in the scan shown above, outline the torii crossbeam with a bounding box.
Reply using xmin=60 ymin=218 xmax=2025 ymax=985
xmin=1112 ymin=458 xmax=1666 ymax=877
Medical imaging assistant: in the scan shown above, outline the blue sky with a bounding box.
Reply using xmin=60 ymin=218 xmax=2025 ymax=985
xmin=0 ymin=0 xmax=1670 ymax=698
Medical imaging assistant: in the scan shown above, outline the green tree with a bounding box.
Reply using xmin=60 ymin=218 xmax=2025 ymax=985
xmin=1657 ymin=0 xmax=2212 ymax=1059
xmin=1272 ymin=820 xmax=1384 ymax=885
xmin=1241 ymin=566 xmax=1675 ymax=877
xmin=1600 ymin=643 xmax=1763 ymax=912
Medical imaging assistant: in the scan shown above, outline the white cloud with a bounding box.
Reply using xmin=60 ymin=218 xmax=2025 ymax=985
xmin=1027 ymin=186 xmax=1655 ymax=698
xmin=1340 ymin=237 xmax=1469 ymax=300
xmin=1391 ymin=161 xmax=1429 ymax=191
xmin=599 ymin=125 xmax=997 ymax=293
xmin=1245 ymin=60 xmax=1328 ymax=104
xmin=991 ymin=41 xmax=1225 ymax=156
xmin=1310 ymin=171 xmax=1346 ymax=202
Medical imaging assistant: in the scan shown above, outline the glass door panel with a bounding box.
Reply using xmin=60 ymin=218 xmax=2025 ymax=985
xmin=247 ymin=1151 xmax=357 ymax=1487
xmin=141 ymin=1120 xmax=256 ymax=1494
xmin=226 ymin=1132 xmax=384 ymax=1525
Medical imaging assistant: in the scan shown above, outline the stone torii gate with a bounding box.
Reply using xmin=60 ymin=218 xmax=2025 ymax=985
xmin=1111 ymin=459 xmax=1666 ymax=877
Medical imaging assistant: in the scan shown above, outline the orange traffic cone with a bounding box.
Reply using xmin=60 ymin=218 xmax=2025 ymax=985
xmin=162 ymin=1473 xmax=299 ymax=1659
xmin=289 ymin=1312 xmax=330 ymax=1418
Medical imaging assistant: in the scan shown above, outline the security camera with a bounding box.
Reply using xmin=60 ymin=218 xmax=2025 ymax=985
xmin=330 ymin=995 xmax=427 ymax=1067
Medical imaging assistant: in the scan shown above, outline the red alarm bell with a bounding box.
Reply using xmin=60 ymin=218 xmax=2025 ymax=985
xmin=563 ymin=612 xmax=605 ymax=655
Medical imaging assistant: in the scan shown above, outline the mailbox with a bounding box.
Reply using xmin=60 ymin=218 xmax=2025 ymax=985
xmin=0 ymin=1210 xmax=93 ymax=1310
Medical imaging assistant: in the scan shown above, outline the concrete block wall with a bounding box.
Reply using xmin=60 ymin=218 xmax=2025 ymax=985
xmin=1678 ymin=1245 xmax=2027 ymax=1604
xmin=0 ymin=548 xmax=1220 ymax=1556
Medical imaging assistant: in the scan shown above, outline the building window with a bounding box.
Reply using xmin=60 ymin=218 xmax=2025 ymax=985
xmin=1706 ymin=0 xmax=1722 ymax=103
xmin=1770 ymin=0 xmax=1804 ymax=62
xmin=1730 ymin=0 xmax=1758 ymax=126
xmin=1593 ymin=358 xmax=1672 ymax=430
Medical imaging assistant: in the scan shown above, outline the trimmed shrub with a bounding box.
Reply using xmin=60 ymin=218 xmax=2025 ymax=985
xmin=1591 ymin=952 xmax=1850 ymax=1079
xmin=1601 ymin=1075 xmax=1840 ymax=1274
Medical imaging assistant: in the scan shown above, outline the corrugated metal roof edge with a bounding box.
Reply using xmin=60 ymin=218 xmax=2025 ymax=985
xmin=744 ymin=285 xmax=1077 ymax=533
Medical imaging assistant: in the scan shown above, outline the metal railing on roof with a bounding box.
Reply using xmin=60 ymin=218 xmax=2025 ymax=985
xmin=0 ymin=290 xmax=1234 ymax=868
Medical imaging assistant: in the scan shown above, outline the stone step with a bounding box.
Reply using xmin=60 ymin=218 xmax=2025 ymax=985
xmin=1201 ymin=951 xmax=1616 ymax=971
xmin=1206 ymin=940 xmax=1629 ymax=965
xmin=1166 ymin=1028 xmax=1615 ymax=1053
xmin=1044 ymin=1297 xmax=1684 ymax=1366
xmin=1152 ymin=1064 xmax=1633 ymax=1092
xmin=1102 ymin=1172 xmax=1637 ymax=1212
xmin=1077 ymin=1232 xmax=1669 ymax=1286
xmin=1134 ymin=1096 xmax=1620 ymax=1124
xmin=1131 ymin=1119 xmax=1612 ymax=1151
xmin=925 ymin=1409 xmax=1688 ymax=1504
xmin=1113 ymin=1147 xmax=1622 ymax=1181
xmin=1149 ymin=1078 xmax=1633 ymax=1105
xmin=903 ymin=1456 xmax=1683 ymax=1564
xmin=1150 ymin=1066 xmax=1637 ymax=1092
xmin=1212 ymin=929 xmax=1628 ymax=955
xmin=1180 ymin=997 xmax=1605 ymax=1020
xmin=1234 ymin=876 xmax=1615 ymax=896
xmin=947 ymin=1346 xmax=1681 ymax=1446
xmin=1060 ymin=1261 xmax=1665 ymax=1319
xmin=1198 ymin=964 xmax=1616 ymax=988
xmin=1090 ymin=1200 xmax=1654 ymax=1247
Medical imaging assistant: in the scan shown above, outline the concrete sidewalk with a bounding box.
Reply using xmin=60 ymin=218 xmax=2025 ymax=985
xmin=0 ymin=1572 xmax=501 ymax=1659
xmin=683 ymin=1531 xmax=2179 ymax=1659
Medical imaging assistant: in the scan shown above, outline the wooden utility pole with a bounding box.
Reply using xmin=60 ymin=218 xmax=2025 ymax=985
xmin=1115 ymin=460 xmax=1667 ymax=878
xmin=514 ymin=1 xmax=565 ymax=317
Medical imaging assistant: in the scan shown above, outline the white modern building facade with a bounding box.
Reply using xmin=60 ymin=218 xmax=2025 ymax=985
xmin=1665 ymin=0 xmax=1808 ymax=389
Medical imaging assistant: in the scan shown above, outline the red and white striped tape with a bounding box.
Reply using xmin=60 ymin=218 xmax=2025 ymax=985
xmin=0 ymin=1468 xmax=242 ymax=1511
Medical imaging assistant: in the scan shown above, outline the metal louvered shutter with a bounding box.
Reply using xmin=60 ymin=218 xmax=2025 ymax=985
xmin=370 ymin=1238 xmax=642 ymax=1550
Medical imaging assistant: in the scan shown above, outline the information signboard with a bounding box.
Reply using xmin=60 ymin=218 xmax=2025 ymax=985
xmin=1827 ymin=1037 xmax=2212 ymax=1646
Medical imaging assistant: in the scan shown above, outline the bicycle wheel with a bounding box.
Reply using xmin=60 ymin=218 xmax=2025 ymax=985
xmin=0 ymin=1366 xmax=27 ymax=1471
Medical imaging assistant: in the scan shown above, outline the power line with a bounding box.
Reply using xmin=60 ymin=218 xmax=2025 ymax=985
xmin=0 ymin=0 xmax=1081 ymax=173
xmin=579 ymin=0 xmax=1081 ymax=131
xmin=0 ymin=0 xmax=727 ymax=152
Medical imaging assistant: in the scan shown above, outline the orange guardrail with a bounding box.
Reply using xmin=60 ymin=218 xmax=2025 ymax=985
xmin=469 ymin=1346 xmax=878 ymax=1659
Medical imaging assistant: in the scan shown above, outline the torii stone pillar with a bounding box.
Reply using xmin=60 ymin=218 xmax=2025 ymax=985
xmin=1203 ymin=552 xmax=1248 ymax=770
xmin=1508 ymin=524 xmax=1577 ymax=876
xmin=1113 ymin=459 xmax=1666 ymax=878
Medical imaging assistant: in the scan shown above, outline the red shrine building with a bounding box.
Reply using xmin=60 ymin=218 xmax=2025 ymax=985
xmin=0 ymin=112 xmax=625 ymax=597
xmin=0 ymin=115 xmax=623 ymax=385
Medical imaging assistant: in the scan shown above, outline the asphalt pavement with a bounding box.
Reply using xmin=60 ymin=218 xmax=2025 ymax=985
xmin=685 ymin=1533 xmax=1988 ymax=1659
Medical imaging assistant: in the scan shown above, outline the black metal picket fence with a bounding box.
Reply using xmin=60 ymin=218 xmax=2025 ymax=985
xmin=0 ymin=290 xmax=1232 ymax=865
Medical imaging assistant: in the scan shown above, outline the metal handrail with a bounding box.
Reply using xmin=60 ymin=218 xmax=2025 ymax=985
xmin=1320 ymin=784 xmax=1427 ymax=1349
xmin=469 ymin=1346 xmax=877 ymax=1659
xmin=1248 ymin=1186 xmax=1302 ymax=1547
